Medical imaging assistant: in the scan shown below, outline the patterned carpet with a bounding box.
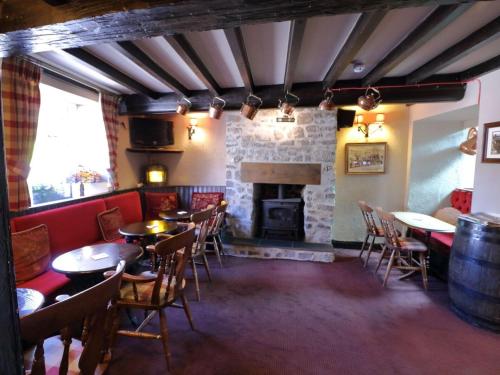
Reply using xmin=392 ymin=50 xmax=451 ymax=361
xmin=107 ymin=253 xmax=500 ymax=375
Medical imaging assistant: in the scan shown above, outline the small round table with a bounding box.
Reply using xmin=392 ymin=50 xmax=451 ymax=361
xmin=158 ymin=209 xmax=195 ymax=222
xmin=17 ymin=288 xmax=44 ymax=318
xmin=52 ymin=242 xmax=143 ymax=276
xmin=119 ymin=220 xmax=178 ymax=242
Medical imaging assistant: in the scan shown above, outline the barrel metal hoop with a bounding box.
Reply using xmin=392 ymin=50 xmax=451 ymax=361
xmin=452 ymin=250 xmax=500 ymax=270
xmin=449 ymin=278 xmax=500 ymax=304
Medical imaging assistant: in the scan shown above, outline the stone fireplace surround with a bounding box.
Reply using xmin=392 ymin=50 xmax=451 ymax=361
xmin=225 ymin=108 xmax=336 ymax=244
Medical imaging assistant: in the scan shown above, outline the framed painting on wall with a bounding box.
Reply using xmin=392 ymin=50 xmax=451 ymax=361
xmin=345 ymin=142 xmax=387 ymax=175
xmin=482 ymin=122 xmax=500 ymax=163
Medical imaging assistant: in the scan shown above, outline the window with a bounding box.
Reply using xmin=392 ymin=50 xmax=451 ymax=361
xmin=28 ymin=83 xmax=110 ymax=205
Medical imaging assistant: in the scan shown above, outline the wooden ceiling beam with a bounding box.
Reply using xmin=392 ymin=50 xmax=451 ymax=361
xmin=110 ymin=41 xmax=189 ymax=97
xmin=362 ymin=4 xmax=472 ymax=86
xmin=460 ymin=55 xmax=500 ymax=80
xmin=63 ymin=48 xmax=159 ymax=98
xmin=0 ymin=1 xmax=473 ymax=58
xmin=407 ymin=16 xmax=500 ymax=83
xmin=164 ymin=35 xmax=221 ymax=96
xmin=283 ymin=19 xmax=307 ymax=93
xmin=224 ymin=27 xmax=255 ymax=93
xmin=323 ymin=11 xmax=387 ymax=89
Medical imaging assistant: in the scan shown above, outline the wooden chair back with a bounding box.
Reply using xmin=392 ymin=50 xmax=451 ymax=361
xmin=375 ymin=207 xmax=401 ymax=249
xmin=358 ymin=201 xmax=380 ymax=235
xmin=20 ymin=261 xmax=125 ymax=375
xmin=150 ymin=223 xmax=196 ymax=306
xmin=190 ymin=207 xmax=215 ymax=255
xmin=209 ymin=201 xmax=228 ymax=235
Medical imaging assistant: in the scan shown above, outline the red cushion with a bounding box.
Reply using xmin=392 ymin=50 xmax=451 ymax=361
xmin=144 ymin=192 xmax=178 ymax=220
xmin=431 ymin=232 xmax=454 ymax=248
xmin=103 ymin=192 xmax=143 ymax=224
xmin=12 ymin=224 xmax=51 ymax=283
xmin=190 ymin=192 xmax=224 ymax=211
xmin=11 ymin=200 xmax=106 ymax=257
xmin=17 ymin=270 xmax=70 ymax=296
xmin=97 ymin=207 xmax=125 ymax=242
xmin=451 ymin=189 xmax=472 ymax=214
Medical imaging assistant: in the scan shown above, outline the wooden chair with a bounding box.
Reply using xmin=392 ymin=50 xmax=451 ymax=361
xmin=358 ymin=201 xmax=385 ymax=267
xmin=108 ymin=224 xmax=196 ymax=371
xmin=205 ymin=201 xmax=228 ymax=267
xmin=190 ymin=207 xmax=215 ymax=301
xmin=375 ymin=207 xmax=429 ymax=290
xmin=20 ymin=261 xmax=125 ymax=375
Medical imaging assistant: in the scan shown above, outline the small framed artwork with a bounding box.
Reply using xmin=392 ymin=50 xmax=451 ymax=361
xmin=482 ymin=122 xmax=500 ymax=163
xmin=345 ymin=142 xmax=387 ymax=175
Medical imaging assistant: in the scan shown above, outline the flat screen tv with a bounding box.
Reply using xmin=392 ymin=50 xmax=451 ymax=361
xmin=129 ymin=118 xmax=174 ymax=148
xmin=337 ymin=109 xmax=356 ymax=129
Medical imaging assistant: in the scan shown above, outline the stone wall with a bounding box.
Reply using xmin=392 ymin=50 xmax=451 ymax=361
xmin=225 ymin=108 xmax=336 ymax=244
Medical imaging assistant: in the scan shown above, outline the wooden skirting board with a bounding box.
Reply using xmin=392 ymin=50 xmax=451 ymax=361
xmin=241 ymin=162 xmax=321 ymax=185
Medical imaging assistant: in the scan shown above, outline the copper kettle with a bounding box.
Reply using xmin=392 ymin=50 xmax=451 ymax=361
xmin=240 ymin=93 xmax=263 ymax=120
xmin=459 ymin=127 xmax=478 ymax=155
xmin=358 ymin=87 xmax=381 ymax=111
xmin=319 ymin=89 xmax=336 ymax=111
xmin=209 ymin=96 xmax=226 ymax=119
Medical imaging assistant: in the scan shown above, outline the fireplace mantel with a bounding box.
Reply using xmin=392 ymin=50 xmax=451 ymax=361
xmin=241 ymin=162 xmax=321 ymax=185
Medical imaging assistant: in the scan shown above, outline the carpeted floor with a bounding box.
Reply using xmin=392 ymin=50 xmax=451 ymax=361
xmin=107 ymin=252 xmax=500 ymax=375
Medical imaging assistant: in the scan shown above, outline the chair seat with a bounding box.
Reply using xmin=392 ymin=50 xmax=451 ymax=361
xmin=24 ymin=336 xmax=108 ymax=375
xmin=398 ymin=238 xmax=427 ymax=252
xmin=119 ymin=276 xmax=185 ymax=305
xmin=369 ymin=226 xmax=400 ymax=237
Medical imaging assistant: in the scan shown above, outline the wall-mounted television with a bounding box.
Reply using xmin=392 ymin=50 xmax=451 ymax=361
xmin=337 ymin=109 xmax=356 ymax=129
xmin=129 ymin=118 xmax=174 ymax=148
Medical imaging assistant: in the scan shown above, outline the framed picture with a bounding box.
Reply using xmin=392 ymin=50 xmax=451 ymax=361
xmin=345 ymin=142 xmax=387 ymax=175
xmin=482 ymin=122 xmax=500 ymax=163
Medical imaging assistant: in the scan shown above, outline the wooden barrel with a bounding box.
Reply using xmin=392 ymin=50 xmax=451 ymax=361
xmin=449 ymin=213 xmax=500 ymax=332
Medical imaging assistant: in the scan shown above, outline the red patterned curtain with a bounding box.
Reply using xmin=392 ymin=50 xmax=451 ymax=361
xmin=1 ymin=57 xmax=41 ymax=211
xmin=100 ymin=93 xmax=120 ymax=190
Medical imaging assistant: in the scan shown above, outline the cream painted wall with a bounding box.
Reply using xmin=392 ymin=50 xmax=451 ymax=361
xmin=333 ymin=104 xmax=410 ymax=242
xmin=116 ymin=112 xmax=226 ymax=188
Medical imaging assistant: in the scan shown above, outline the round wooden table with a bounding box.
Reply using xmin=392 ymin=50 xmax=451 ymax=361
xmin=158 ymin=209 xmax=195 ymax=222
xmin=119 ymin=220 xmax=178 ymax=241
xmin=17 ymin=288 xmax=44 ymax=317
xmin=52 ymin=242 xmax=143 ymax=276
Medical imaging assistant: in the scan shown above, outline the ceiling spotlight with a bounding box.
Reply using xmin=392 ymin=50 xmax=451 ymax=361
xmin=176 ymin=97 xmax=192 ymax=116
xmin=278 ymin=91 xmax=300 ymax=116
xmin=352 ymin=61 xmax=365 ymax=74
xmin=208 ymin=96 xmax=226 ymax=120
xmin=358 ymin=87 xmax=382 ymax=111
xmin=319 ymin=88 xmax=336 ymax=111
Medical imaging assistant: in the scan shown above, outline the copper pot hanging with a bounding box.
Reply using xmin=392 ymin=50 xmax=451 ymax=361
xmin=240 ymin=93 xmax=263 ymax=120
xmin=208 ymin=96 xmax=226 ymax=120
xmin=278 ymin=91 xmax=300 ymax=116
xmin=358 ymin=87 xmax=381 ymax=111
xmin=319 ymin=89 xmax=336 ymax=111
xmin=176 ymin=97 xmax=192 ymax=116
xmin=459 ymin=127 xmax=478 ymax=155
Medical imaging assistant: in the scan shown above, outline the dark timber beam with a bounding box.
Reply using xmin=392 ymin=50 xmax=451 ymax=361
xmin=164 ymin=35 xmax=221 ymax=96
xmin=461 ymin=55 xmax=500 ymax=80
xmin=63 ymin=48 xmax=159 ymax=98
xmin=0 ymin=1 xmax=473 ymax=58
xmin=362 ymin=3 xmax=472 ymax=86
xmin=111 ymin=41 xmax=189 ymax=97
xmin=119 ymin=77 xmax=466 ymax=114
xmin=407 ymin=16 xmax=500 ymax=83
xmin=323 ymin=11 xmax=387 ymax=89
xmin=224 ymin=27 xmax=255 ymax=93
xmin=284 ymin=19 xmax=307 ymax=93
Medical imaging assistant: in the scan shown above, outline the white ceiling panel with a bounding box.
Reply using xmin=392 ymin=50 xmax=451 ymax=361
xmin=388 ymin=1 xmax=500 ymax=76
xmin=134 ymin=36 xmax=206 ymax=91
xmin=242 ymin=21 xmax=291 ymax=86
xmin=84 ymin=44 xmax=173 ymax=93
xmin=438 ymin=36 xmax=500 ymax=74
xmin=184 ymin=29 xmax=244 ymax=88
xmin=294 ymin=14 xmax=360 ymax=83
xmin=339 ymin=6 xmax=435 ymax=80
xmin=33 ymin=50 xmax=133 ymax=94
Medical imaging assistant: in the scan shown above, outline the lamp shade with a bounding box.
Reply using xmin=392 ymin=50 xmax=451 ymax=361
xmin=145 ymin=164 xmax=167 ymax=185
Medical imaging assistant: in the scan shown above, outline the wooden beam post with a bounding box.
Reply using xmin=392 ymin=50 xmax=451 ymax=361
xmin=164 ymin=35 xmax=221 ymax=96
xmin=460 ymin=54 xmax=500 ymax=80
xmin=362 ymin=4 xmax=472 ymax=86
xmin=323 ymin=11 xmax=387 ymax=89
xmin=283 ymin=19 xmax=307 ymax=93
xmin=224 ymin=27 xmax=255 ymax=93
xmin=407 ymin=16 xmax=500 ymax=83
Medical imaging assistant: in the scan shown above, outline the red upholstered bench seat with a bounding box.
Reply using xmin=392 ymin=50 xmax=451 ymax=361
xmin=17 ymin=270 xmax=70 ymax=296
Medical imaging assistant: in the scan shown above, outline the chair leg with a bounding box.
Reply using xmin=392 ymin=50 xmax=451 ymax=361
xmin=359 ymin=234 xmax=369 ymax=258
xmin=382 ymin=250 xmax=396 ymax=287
xmin=375 ymin=245 xmax=387 ymax=273
xmin=180 ymin=293 xmax=195 ymax=330
xmin=202 ymin=253 xmax=212 ymax=282
xmin=419 ymin=252 xmax=429 ymax=290
xmin=191 ymin=259 xmax=201 ymax=301
xmin=213 ymin=238 xmax=223 ymax=268
xmin=158 ymin=309 xmax=171 ymax=371
xmin=216 ymin=234 xmax=225 ymax=255
xmin=363 ymin=235 xmax=377 ymax=268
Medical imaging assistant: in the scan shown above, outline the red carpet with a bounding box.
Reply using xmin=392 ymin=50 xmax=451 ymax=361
xmin=107 ymin=254 xmax=500 ymax=374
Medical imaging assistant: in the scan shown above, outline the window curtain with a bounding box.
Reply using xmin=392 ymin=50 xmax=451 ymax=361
xmin=100 ymin=93 xmax=120 ymax=190
xmin=1 ymin=57 xmax=41 ymax=211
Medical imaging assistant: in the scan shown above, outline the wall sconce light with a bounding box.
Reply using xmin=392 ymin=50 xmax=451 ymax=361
xmin=187 ymin=118 xmax=197 ymax=140
xmin=356 ymin=113 xmax=385 ymax=138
